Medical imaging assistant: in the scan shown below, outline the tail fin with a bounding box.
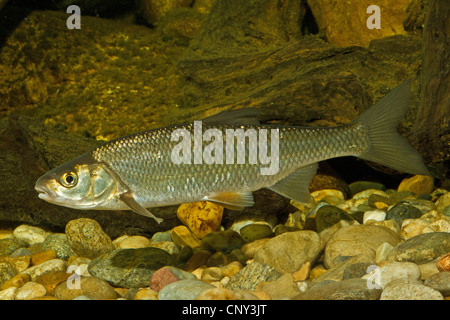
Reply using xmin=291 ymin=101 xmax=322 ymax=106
xmin=353 ymin=80 xmax=430 ymax=175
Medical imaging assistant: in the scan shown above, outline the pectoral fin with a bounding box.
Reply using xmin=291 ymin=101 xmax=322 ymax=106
xmin=204 ymin=191 xmax=254 ymax=210
xmin=119 ymin=192 xmax=163 ymax=224
xmin=268 ymin=163 xmax=318 ymax=203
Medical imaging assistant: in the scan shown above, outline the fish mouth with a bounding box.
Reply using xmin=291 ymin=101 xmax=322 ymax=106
xmin=35 ymin=185 xmax=54 ymax=202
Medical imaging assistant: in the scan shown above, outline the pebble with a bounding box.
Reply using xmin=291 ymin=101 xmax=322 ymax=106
xmin=324 ymin=225 xmax=401 ymax=269
xmin=315 ymin=205 xmax=359 ymax=244
xmin=362 ymin=261 xmax=421 ymax=288
xmin=363 ymin=209 xmax=386 ymax=224
xmin=241 ymin=238 xmax=270 ymax=259
xmin=398 ymin=175 xmax=434 ymax=195
xmin=256 ymin=274 xmax=300 ymax=299
xmin=65 ymin=218 xmax=115 ymax=259
xmin=206 ymin=251 xmax=228 ymax=267
xmin=158 ymin=279 xmax=215 ymax=300
xmin=14 ymin=281 xmax=46 ymax=300
xmin=12 ymin=225 xmax=48 ymax=246
xmin=348 ymin=181 xmax=385 ymax=196
xmin=387 ymin=232 xmax=450 ymax=264
xmin=375 ymin=242 xmax=394 ymax=264
xmin=342 ymin=262 xmax=374 ymax=279
xmin=88 ymin=247 xmax=173 ymax=288
xmin=0 ymin=238 xmax=24 ymax=255
xmin=201 ymin=267 xmax=222 ymax=282
xmin=1 ymin=273 xmax=31 ymax=290
xmin=294 ymin=278 xmax=382 ymax=300
xmin=254 ymin=230 xmax=322 ymax=274
xmin=437 ymin=253 xmax=450 ymax=272
xmin=148 ymin=240 xmax=180 ymax=255
xmin=435 ymin=191 xmax=450 ymax=214
xmin=134 ymin=288 xmax=159 ymax=300
xmin=35 ymin=270 xmax=70 ymax=295
xmin=170 ymin=225 xmax=202 ymax=248
xmin=23 ymin=259 xmax=67 ymax=281
xmin=31 ymin=249 xmax=57 ymax=266
xmin=0 ymin=262 xmax=17 ymax=288
xmin=177 ymin=201 xmax=223 ymax=239
xmin=292 ymin=261 xmax=311 ymax=281
xmin=150 ymin=266 xmax=196 ymax=291
xmin=380 ymin=279 xmax=443 ymax=300
xmin=239 ymin=223 xmax=273 ymax=243
xmin=0 ymin=255 xmax=30 ymax=273
xmin=220 ymin=261 xmax=243 ymax=278
xmin=41 ymin=233 xmax=75 ymax=260
xmin=0 ymin=287 xmax=17 ymax=300
xmin=313 ymin=254 xmax=374 ymax=283
xmin=423 ymin=272 xmax=450 ymax=296
xmin=185 ymin=250 xmax=211 ymax=271
xmin=115 ymin=235 xmax=151 ymax=249
xmin=195 ymin=287 xmax=258 ymax=300
xmin=201 ymin=229 xmax=243 ymax=252
xmin=311 ymin=189 xmax=345 ymax=202
xmin=386 ymin=201 xmax=423 ymax=227
xmin=226 ymin=261 xmax=281 ymax=291
xmin=54 ymin=276 xmax=119 ymax=300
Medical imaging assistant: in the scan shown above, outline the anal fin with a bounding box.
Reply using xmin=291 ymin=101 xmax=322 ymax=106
xmin=268 ymin=163 xmax=318 ymax=203
xmin=203 ymin=191 xmax=254 ymax=210
xmin=119 ymin=191 xmax=163 ymax=224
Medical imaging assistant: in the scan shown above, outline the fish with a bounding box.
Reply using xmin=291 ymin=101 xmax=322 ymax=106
xmin=35 ymin=80 xmax=429 ymax=224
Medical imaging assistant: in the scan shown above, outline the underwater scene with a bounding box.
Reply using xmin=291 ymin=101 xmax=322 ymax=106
xmin=0 ymin=0 xmax=449 ymax=303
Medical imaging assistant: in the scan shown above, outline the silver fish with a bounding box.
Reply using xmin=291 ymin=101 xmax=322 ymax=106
xmin=35 ymin=80 xmax=429 ymax=224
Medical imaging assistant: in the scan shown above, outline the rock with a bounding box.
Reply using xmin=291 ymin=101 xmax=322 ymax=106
xmin=435 ymin=192 xmax=450 ymax=214
xmin=403 ymin=199 xmax=436 ymax=214
xmin=226 ymin=261 xmax=281 ymax=291
xmin=342 ymin=262 xmax=374 ymax=280
xmin=362 ymin=262 xmax=421 ymax=289
xmin=436 ymin=253 xmax=450 ymax=272
xmin=308 ymin=0 xmax=409 ymax=47
xmin=315 ymin=205 xmax=359 ymax=244
xmin=12 ymin=225 xmax=48 ymax=246
xmin=35 ymin=271 xmax=70 ymax=295
xmin=400 ymin=218 xmax=431 ymax=239
xmin=418 ymin=261 xmax=440 ymax=280
xmin=375 ymin=242 xmax=395 ymax=264
xmin=23 ymin=259 xmax=67 ymax=281
xmin=387 ymin=232 xmax=450 ymax=264
xmin=0 ymin=238 xmax=24 ymax=256
xmin=14 ymin=281 xmax=46 ymax=300
xmin=0 ymin=262 xmax=17 ymax=288
xmin=201 ymin=267 xmax=222 ymax=282
xmin=422 ymin=216 xmax=450 ymax=234
xmin=170 ymin=225 xmax=202 ymax=248
xmin=239 ymin=223 xmax=273 ymax=243
xmin=324 ymin=225 xmax=401 ymax=269
xmin=201 ymin=230 xmax=243 ymax=252
xmin=134 ymin=288 xmax=159 ymax=300
xmin=398 ymin=175 xmax=434 ymax=195
xmin=195 ymin=287 xmax=257 ymax=300
xmin=65 ymin=218 xmax=115 ymax=259
xmin=424 ymin=272 xmax=450 ymax=296
xmin=363 ymin=210 xmax=386 ymax=224
xmin=0 ymin=255 xmax=30 ymax=273
xmin=150 ymin=266 xmax=196 ymax=291
xmin=348 ymin=181 xmax=385 ymax=196
xmin=220 ymin=261 xmax=243 ymax=279
xmin=0 ymin=287 xmax=17 ymax=300
xmin=115 ymin=236 xmax=151 ymax=249
xmin=148 ymin=240 xmax=180 ymax=255
xmin=150 ymin=231 xmax=172 ymax=242
xmin=386 ymin=201 xmax=423 ymax=227
xmin=256 ymin=274 xmax=300 ymax=300
xmin=9 ymin=248 xmax=32 ymax=257
xmin=380 ymin=279 xmax=443 ymax=300
xmin=158 ymin=279 xmax=215 ymax=300
xmin=294 ymin=278 xmax=382 ymax=300
xmin=31 ymin=249 xmax=57 ymax=266
xmin=1 ymin=273 xmax=31 ymax=291
xmin=177 ymin=201 xmax=223 ymax=239
xmin=41 ymin=233 xmax=75 ymax=260
xmin=292 ymin=262 xmax=311 ymax=281
xmin=241 ymin=238 xmax=270 ymax=259
xmin=88 ymin=247 xmax=173 ymax=288
xmin=311 ymin=189 xmax=345 ymax=203
xmin=254 ymin=230 xmax=323 ymax=274
xmin=54 ymin=276 xmax=119 ymax=300
xmin=184 ymin=250 xmax=211 ymax=271
xmin=313 ymin=254 xmax=374 ymax=283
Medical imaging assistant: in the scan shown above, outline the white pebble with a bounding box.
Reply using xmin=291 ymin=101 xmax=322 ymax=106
xmin=13 ymin=225 xmax=48 ymax=246
xmin=363 ymin=210 xmax=386 ymax=224
xmin=14 ymin=281 xmax=46 ymax=300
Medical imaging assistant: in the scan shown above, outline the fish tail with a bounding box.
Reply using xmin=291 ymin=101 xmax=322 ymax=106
xmin=353 ymin=80 xmax=430 ymax=175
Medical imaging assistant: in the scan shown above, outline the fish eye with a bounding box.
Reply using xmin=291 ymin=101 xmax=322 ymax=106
xmin=60 ymin=172 xmax=78 ymax=188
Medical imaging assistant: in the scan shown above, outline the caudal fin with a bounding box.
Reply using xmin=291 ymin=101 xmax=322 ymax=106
xmin=353 ymin=80 xmax=430 ymax=175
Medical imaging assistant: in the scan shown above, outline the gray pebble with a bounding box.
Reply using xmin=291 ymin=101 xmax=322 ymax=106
xmin=158 ymin=279 xmax=214 ymax=300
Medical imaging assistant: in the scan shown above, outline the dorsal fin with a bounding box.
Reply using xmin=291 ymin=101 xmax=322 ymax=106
xmin=267 ymin=163 xmax=317 ymax=203
xmin=202 ymin=108 xmax=260 ymax=126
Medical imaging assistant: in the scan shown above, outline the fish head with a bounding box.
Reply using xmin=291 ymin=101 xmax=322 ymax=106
xmin=35 ymin=154 xmax=119 ymax=209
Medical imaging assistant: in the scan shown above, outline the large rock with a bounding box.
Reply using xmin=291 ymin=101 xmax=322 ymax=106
xmin=253 ymin=230 xmax=323 ymax=273
xmin=324 ymin=225 xmax=401 ymax=269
